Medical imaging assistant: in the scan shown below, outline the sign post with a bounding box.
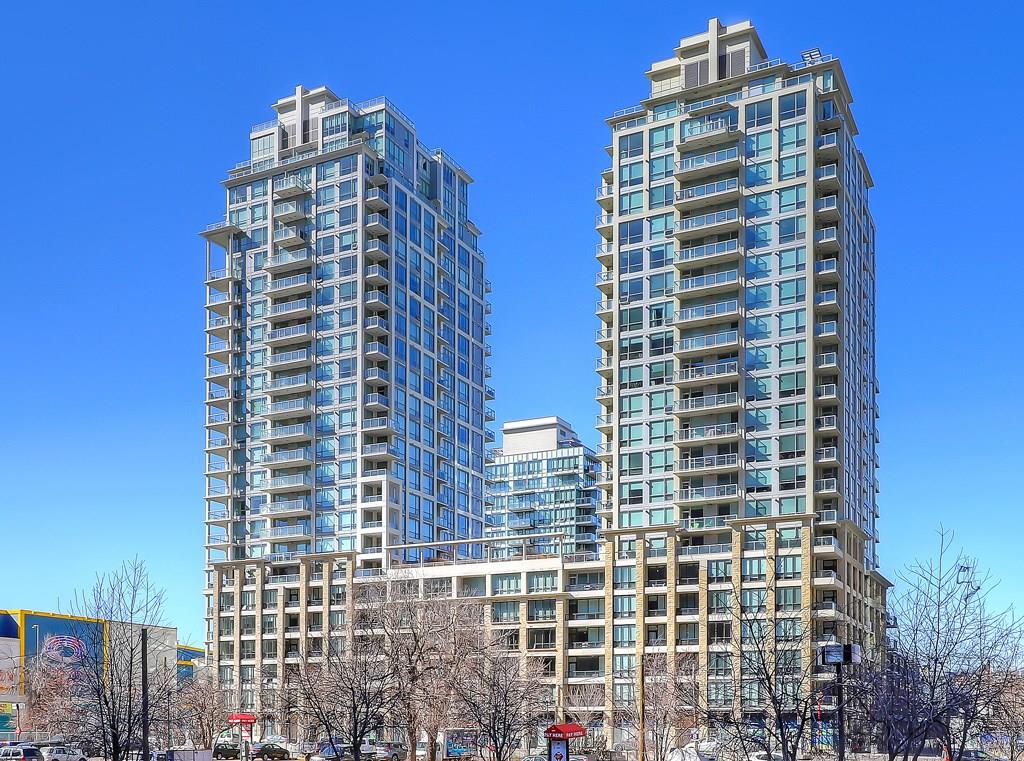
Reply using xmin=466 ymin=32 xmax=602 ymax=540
xmin=544 ymin=723 xmax=587 ymax=761
xmin=228 ymin=713 xmax=258 ymax=761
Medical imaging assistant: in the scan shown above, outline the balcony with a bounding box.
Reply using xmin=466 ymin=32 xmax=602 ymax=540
xmin=815 ymin=446 xmax=838 ymax=464
xmin=680 ymin=514 xmax=737 ymax=531
xmin=264 ymin=422 xmax=314 ymax=444
xmin=205 ymin=290 xmax=233 ymax=315
xmin=268 ymin=373 xmax=312 ymax=393
xmin=255 ymin=498 xmax=312 ymax=517
xmin=596 ymin=413 xmax=613 ymax=433
xmin=675 ymin=208 xmax=741 ymax=239
xmin=201 ymin=219 xmax=242 ymax=248
xmin=676 ymin=238 xmax=740 ymax=267
xmin=676 ymin=454 xmax=739 ymax=474
xmin=813 ymin=536 xmax=843 ymax=554
xmin=205 ymin=362 xmax=233 ymax=382
xmin=596 ymin=299 xmax=614 ymax=321
xmin=364 ymin=341 xmax=389 ymax=361
xmin=364 ymin=393 xmax=389 ymax=412
xmin=267 ymin=273 xmax=312 ymax=297
xmin=273 ymin=200 xmax=308 ymax=223
xmin=676 ymin=422 xmax=740 ymax=444
xmin=678 ymin=542 xmax=732 ymax=556
xmin=595 ymin=356 xmax=613 ymax=377
xmin=679 ymin=120 xmax=741 ymax=150
xmin=675 ymin=330 xmax=739 ymax=357
xmin=815 ymin=384 xmax=839 ymax=402
xmin=815 ymin=289 xmax=840 ymax=313
xmin=596 ymin=328 xmax=613 ymax=350
xmin=265 ymin=323 xmax=311 ymax=347
xmin=273 ymin=225 xmax=307 ymax=248
xmin=365 ymin=188 xmax=390 ymax=211
xmin=365 ymin=213 xmax=389 ymax=235
xmin=596 ymin=185 xmax=614 ymax=210
xmin=673 ymin=360 xmax=739 ymax=388
xmin=816 ymin=352 xmax=839 ymax=370
xmin=815 ymin=194 xmax=840 ymax=222
xmin=816 ymin=164 xmax=840 ymax=192
xmin=676 ymin=298 xmax=739 ymax=327
xmin=362 ymin=442 xmax=399 ymax=459
xmin=206 ymin=314 xmax=236 ymax=339
xmin=815 ymin=257 xmax=839 ymax=283
xmin=674 ymin=178 xmax=740 ymax=210
xmin=269 ymin=297 xmax=313 ymax=319
xmin=254 ymin=523 xmax=312 ymax=540
xmin=815 ymin=226 xmax=840 ymax=254
xmin=815 ymin=478 xmax=839 ymax=495
xmin=364 ymin=367 xmax=389 ymax=385
xmin=260 ymin=474 xmax=313 ymax=493
xmin=596 ymin=213 xmax=614 ymax=238
xmin=365 ymin=239 xmax=390 ymax=259
xmin=675 ymin=146 xmax=740 ymax=180
xmin=813 ymin=570 xmax=842 ymax=588
xmin=676 ymin=484 xmax=740 ymax=503
xmin=677 ymin=269 xmax=739 ymax=297
xmin=816 ymin=131 xmax=841 ymax=160
xmin=364 ymin=416 xmax=399 ymax=434
xmin=273 ymin=176 xmax=311 ymax=199
xmin=265 ymin=249 xmax=312 ymax=273
xmin=365 ymin=290 xmax=389 ymax=309
xmin=815 ymin=415 xmax=839 ymax=433
xmin=260 ymin=448 xmax=314 ymax=467
xmin=364 ymin=316 xmax=389 ymax=336
xmin=813 ymin=601 xmax=843 ymax=618
xmin=206 ymin=338 xmax=232 ymax=363
xmin=267 ymin=348 xmax=312 ymax=371
xmin=365 ymin=264 xmax=390 ymax=286
xmin=596 ymin=270 xmax=615 ymax=293
xmin=596 ymin=243 xmax=613 ymax=265
xmin=816 ymin=320 xmax=839 ymax=339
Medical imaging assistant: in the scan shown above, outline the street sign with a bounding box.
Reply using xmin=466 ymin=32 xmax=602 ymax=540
xmin=228 ymin=713 xmax=257 ymax=726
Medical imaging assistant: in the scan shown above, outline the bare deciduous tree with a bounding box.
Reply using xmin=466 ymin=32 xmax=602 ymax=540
xmin=452 ymin=647 xmax=547 ymax=761
xmin=614 ymin=652 xmax=699 ymax=761
xmin=564 ymin=682 xmax=607 ymax=754
xmin=174 ymin=670 xmax=230 ymax=748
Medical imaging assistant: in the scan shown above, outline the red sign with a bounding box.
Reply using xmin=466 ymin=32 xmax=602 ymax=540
xmin=228 ymin=713 xmax=257 ymax=726
xmin=544 ymin=723 xmax=587 ymax=740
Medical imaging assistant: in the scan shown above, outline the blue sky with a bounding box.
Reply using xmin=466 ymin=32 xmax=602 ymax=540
xmin=2 ymin=1 xmax=1021 ymax=642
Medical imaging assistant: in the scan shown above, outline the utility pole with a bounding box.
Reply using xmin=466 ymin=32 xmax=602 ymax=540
xmin=142 ymin=628 xmax=150 ymax=761
xmin=165 ymin=656 xmax=172 ymax=751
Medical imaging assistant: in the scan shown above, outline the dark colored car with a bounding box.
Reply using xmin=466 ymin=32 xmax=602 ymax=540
xmin=253 ymin=744 xmax=290 ymax=761
xmin=213 ymin=744 xmax=241 ymax=760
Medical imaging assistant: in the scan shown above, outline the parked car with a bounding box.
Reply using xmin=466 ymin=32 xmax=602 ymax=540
xmin=41 ymin=748 xmax=86 ymax=761
xmin=213 ymin=743 xmax=241 ymax=760
xmin=747 ymin=753 xmax=784 ymax=761
xmin=0 ymin=749 xmax=44 ymax=761
xmin=961 ymin=752 xmax=1007 ymax=761
xmin=253 ymin=744 xmax=290 ymax=761
xmin=361 ymin=743 xmax=407 ymax=761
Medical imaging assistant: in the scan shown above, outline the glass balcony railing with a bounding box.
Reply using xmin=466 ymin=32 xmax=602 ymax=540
xmin=678 ymin=270 xmax=738 ymax=291
xmin=675 ymin=361 xmax=738 ymax=383
xmin=677 ymin=177 xmax=739 ymax=202
xmin=678 ymin=207 xmax=739 ymax=232
xmin=677 ymin=146 xmax=739 ymax=173
xmin=677 ymin=238 xmax=740 ymax=264
xmin=678 ymin=299 xmax=738 ymax=322
xmin=677 ymin=331 xmax=738 ymax=352
xmin=677 ymin=423 xmax=739 ymax=441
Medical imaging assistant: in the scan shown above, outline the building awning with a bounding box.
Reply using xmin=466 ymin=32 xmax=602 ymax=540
xmin=544 ymin=723 xmax=587 ymax=740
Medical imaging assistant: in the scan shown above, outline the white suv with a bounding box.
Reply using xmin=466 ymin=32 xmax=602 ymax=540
xmin=42 ymin=748 xmax=86 ymax=761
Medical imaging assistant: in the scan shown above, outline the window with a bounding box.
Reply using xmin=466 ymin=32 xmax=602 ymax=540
xmin=649 ymin=272 xmax=673 ymax=298
xmin=620 ymin=306 xmax=643 ymax=331
xmin=746 ymin=161 xmax=772 ymax=186
xmin=649 ymin=331 xmax=673 ymax=356
xmin=650 ymin=184 xmax=673 ymax=209
xmin=620 ymin=248 xmax=643 ymax=274
xmin=650 ymin=155 xmax=673 ymax=181
xmin=741 ymin=588 xmax=767 ymax=612
xmin=619 ymin=219 xmax=643 ymax=244
xmin=619 ymin=424 xmax=642 ymax=448
xmin=779 ymin=278 xmax=806 ymax=305
xmin=708 ymin=590 xmax=731 ymax=614
xmin=780 ymin=154 xmax=807 ymax=180
xmin=746 ymin=131 xmax=772 ymax=159
xmin=779 ymin=216 xmax=806 ymax=243
xmin=742 ymin=558 xmax=767 ymax=582
xmin=746 ymin=192 xmax=772 ymax=219
xmin=649 ymin=244 xmax=672 ymax=269
xmin=779 ymin=92 xmax=807 ymax=121
xmin=780 ymin=122 xmax=807 ymax=152
xmin=779 ymin=371 xmax=806 ymax=398
xmin=779 ymin=310 xmax=806 ymax=336
xmin=779 ymin=496 xmax=805 ymax=515
xmin=777 ymin=586 xmax=801 ymax=611
xmin=779 ymin=341 xmax=806 ymax=367
xmin=745 ymin=100 xmax=772 ymax=128
xmin=708 ymin=559 xmax=731 ymax=583
xmin=649 ymin=125 xmax=674 ymax=151
xmin=779 ymin=464 xmax=806 ymax=490
xmin=620 ymin=452 xmax=643 ymax=476
xmin=779 ymin=433 xmax=806 ymax=460
xmin=779 ymin=186 xmax=806 ymax=212
xmin=779 ymin=247 xmax=806 ymax=274
xmin=779 ymin=403 xmax=806 ymax=429
xmin=619 ymin=132 xmax=643 ymax=158
xmin=619 ymin=162 xmax=643 ymax=187
xmin=776 ymin=555 xmax=802 ymax=580
xmin=619 ymin=191 xmax=643 ymax=215
xmin=649 ymin=301 xmax=673 ymax=327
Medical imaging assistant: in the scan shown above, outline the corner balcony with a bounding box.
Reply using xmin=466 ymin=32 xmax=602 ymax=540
xmin=815 ymin=477 xmax=840 ymax=495
xmin=365 ymin=188 xmax=390 ymax=211
xmin=205 ymin=337 xmax=233 ymax=363
xmin=596 ymin=243 xmax=614 ymax=265
xmin=205 ymin=362 xmax=234 ymax=383
xmin=676 ymin=422 xmax=740 ymax=444
xmin=206 ymin=433 xmax=230 ymax=454
xmin=205 ymin=314 xmax=236 ymax=339
xmin=595 ymin=213 xmax=614 ymax=239
xmin=675 ymin=238 xmax=741 ymax=268
xmin=273 ymin=225 xmax=307 ymax=249
xmin=676 ymin=298 xmax=739 ymax=328
xmin=815 ymin=257 xmax=839 ymax=283
xmin=816 ymin=164 xmax=840 ymax=192
xmin=813 ymin=536 xmax=843 ymax=555
xmin=362 ymin=442 xmax=399 ymax=460
xmin=268 ymin=372 xmax=312 ymax=394
xmin=678 ymin=120 xmax=742 ymax=150
xmin=263 ymin=422 xmax=313 ymax=445
xmin=264 ymin=397 xmax=313 ymax=420
xmin=267 ymin=273 xmax=313 ymax=298
xmin=272 ymin=175 xmax=311 ymax=199
xmin=676 ymin=483 xmax=740 ymax=504
xmin=205 ymin=266 xmax=239 ymax=292
xmin=814 ymin=226 xmax=841 ymax=254
xmin=364 ymin=415 xmax=400 ymax=435
xmin=673 ymin=360 xmax=739 ymax=387
xmin=596 ymin=185 xmax=614 ymax=210
xmin=201 ymin=219 xmax=242 ymax=248
xmin=205 ymin=408 xmax=231 ymax=433
xmin=676 ymin=454 xmax=740 ymax=475
xmin=265 ymin=323 xmax=311 ymax=347
xmin=816 ymin=131 xmax=841 ymax=161
xmin=597 ymin=385 xmax=614 ymax=407
xmin=596 ymin=299 xmax=614 ymax=322
xmin=205 ymin=289 xmax=234 ymax=316
xmin=365 ymin=213 xmax=389 ymax=236
xmin=259 ymin=473 xmax=313 ymax=493
xmin=364 ymin=316 xmax=390 ymax=336
xmin=596 ymin=414 xmax=613 ymax=434
xmin=672 ymin=391 xmax=740 ymax=416
xmin=815 ymin=446 xmax=839 ymax=464
xmin=674 ymin=330 xmax=739 ymax=357
xmin=273 ymin=200 xmax=308 ymax=223
xmin=596 ymin=328 xmax=613 ymax=349
xmin=815 ymin=414 xmax=839 ymax=434
xmin=677 ymin=269 xmax=739 ymax=298
xmin=365 ymin=239 xmax=390 ymax=260
xmin=264 ymin=248 xmax=312 ymax=273
xmin=269 ymin=297 xmax=313 ymax=321
xmin=595 ymin=356 xmax=614 ymax=377
xmin=679 ymin=514 xmax=737 ymax=532
xmin=364 ymin=341 xmax=389 ymax=361
xmin=674 ymin=178 xmax=740 ymax=211
xmin=365 ymin=264 xmax=390 ymax=287
xmin=596 ymin=270 xmax=615 ymax=294
xmin=675 ymin=146 xmax=740 ymax=181
xmin=267 ymin=348 xmax=312 ymax=371
xmin=813 ymin=570 xmax=843 ymax=589
xmin=815 ymin=288 xmax=841 ymax=314
xmin=814 ymin=194 xmax=840 ymax=223
xmin=675 ymin=208 xmax=741 ymax=240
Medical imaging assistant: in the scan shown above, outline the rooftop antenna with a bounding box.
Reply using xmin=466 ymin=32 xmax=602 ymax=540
xmin=801 ymin=48 xmax=822 ymax=64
